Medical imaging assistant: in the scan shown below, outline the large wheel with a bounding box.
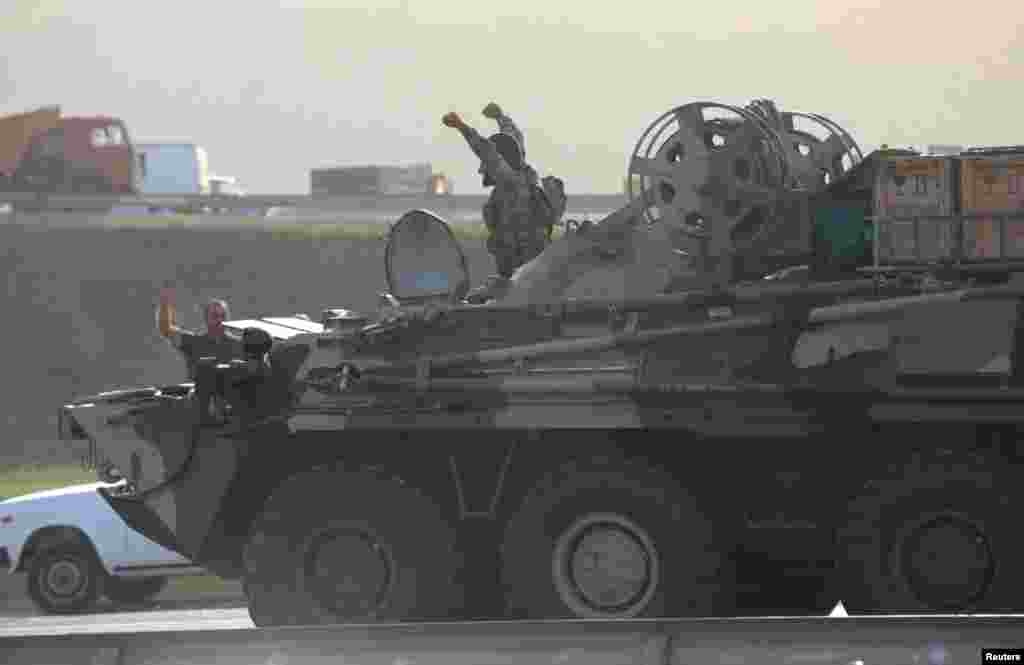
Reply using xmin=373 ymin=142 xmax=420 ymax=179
xmin=26 ymin=544 xmax=105 ymax=614
xmin=104 ymin=575 xmax=169 ymax=604
xmin=500 ymin=455 xmax=734 ymax=619
xmin=243 ymin=468 xmax=462 ymax=627
xmin=835 ymin=448 xmax=1023 ymax=613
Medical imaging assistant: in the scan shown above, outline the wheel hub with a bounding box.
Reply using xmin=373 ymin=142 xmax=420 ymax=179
xmin=553 ymin=513 xmax=659 ymax=617
xmin=46 ymin=560 xmax=85 ymax=598
xmin=901 ymin=515 xmax=995 ymax=610
xmin=304 ymin=528 xmax=393 ymax=618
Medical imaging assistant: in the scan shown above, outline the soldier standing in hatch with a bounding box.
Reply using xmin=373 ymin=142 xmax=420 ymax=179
xmin=157 ymin=288 xmax=243 ymax=381
xmin=443 ymin=102 xmax=560 ymax=300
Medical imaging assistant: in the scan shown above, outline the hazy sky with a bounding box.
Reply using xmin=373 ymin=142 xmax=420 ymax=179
xmin=2 ymin=1 xmax=1021 ymax=194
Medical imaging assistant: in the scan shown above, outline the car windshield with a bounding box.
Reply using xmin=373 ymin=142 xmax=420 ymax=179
xmin=89 ymin=127 xmax=109 ymax=147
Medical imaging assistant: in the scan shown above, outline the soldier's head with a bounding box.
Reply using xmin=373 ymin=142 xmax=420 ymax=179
xmin=204 ymin=298 xmax=230 ymax=337
xmin=480 ymin=133 xmax=524 ymax=187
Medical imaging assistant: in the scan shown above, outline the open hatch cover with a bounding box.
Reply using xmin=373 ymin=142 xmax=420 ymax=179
xmin=385 ymin=209 xmax=470 ymax=303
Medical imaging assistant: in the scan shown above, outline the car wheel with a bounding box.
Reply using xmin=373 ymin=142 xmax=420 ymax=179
xmin=26 ymin=545 xmax=104 ymax=614
xmin=104 ymin=575 xmax=169 ymax=604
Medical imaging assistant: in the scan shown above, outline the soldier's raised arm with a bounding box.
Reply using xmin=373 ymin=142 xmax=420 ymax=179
xmin=442 ymin=111 xmax=518 ymax=184
xmin=482 ymin=102 xmax=524 ymax=152
xmin=156 ymin=288 xmax=193 ymax=349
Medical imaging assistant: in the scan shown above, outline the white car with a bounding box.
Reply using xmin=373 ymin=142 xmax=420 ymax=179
xmin=0 ymin=481 xmax=205 ymax=614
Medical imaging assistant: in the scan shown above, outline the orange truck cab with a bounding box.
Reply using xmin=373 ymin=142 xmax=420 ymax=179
xmin=0 ymin=106 xmax=139 ymax=194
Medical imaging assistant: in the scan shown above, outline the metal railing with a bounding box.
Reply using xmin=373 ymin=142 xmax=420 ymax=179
xmin=0 ymin=190 xmax=457 ymax=212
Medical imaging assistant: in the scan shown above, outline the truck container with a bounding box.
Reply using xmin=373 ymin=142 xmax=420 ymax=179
xmin=311 ymin=163 xmax=437 ymax=197
xmin=131 ymin=143 xmax=211 ymax=214
xmin=377 ymin=163 xmax=434 ymax=195
xmin=0 ymin=106 xmax=62 ymax=182
xmin=137 ymin=143 xmax=210 ymax=195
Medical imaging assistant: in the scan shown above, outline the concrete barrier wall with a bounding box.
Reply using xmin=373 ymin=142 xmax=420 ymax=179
xmin=2 ymin=615 xmax=1024 ymax=665
xmin=0 ymin=219 xmax=496 ymax=465
xmin=3 ymin=192 xmax=626 ymax=227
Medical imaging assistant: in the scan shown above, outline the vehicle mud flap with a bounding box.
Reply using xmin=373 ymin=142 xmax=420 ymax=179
xmin=99 ymin=490 xmax=181 ymax=556
xmin=99 ymin=404 xmax=240 ymax=562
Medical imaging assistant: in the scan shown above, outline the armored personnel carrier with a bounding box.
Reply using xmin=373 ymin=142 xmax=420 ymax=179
xmin=59 ymin=99 xmax=1024 ymax=627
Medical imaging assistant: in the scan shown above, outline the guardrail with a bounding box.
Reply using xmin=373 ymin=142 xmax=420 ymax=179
xmin=0 ymin=615 xmax=1021 ymax=665
xmin=0 ymin=191 xmax=630 ymax=215
xmin=0 ymin=191 xmax=459 ymax=212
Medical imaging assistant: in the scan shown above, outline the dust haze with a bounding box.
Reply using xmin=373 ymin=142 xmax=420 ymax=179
xmin=2 ymin=0 xmax=1020 ymax=194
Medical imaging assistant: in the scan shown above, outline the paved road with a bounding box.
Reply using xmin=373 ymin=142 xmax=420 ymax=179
xmin=0 ymin=606 xmax=253 ymax=637
xmin=4 ymin=600 xmax=1023 ymax=639
xmin=0 ymin=598 xmax=837 ymax=638
xmin=2 ymin=609 xmax=1024 ymax=665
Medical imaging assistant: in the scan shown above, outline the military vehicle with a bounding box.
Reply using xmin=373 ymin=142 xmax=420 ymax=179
xmin=59 ymin=98 xmax=1024 ymax=627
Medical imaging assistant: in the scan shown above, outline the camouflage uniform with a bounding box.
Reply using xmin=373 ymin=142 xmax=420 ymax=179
xmin=456 ymin=113 xmax=550 ymax=279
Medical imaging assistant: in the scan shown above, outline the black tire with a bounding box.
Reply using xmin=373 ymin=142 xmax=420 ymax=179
xmin=835 ymin=449 xmax=1023 ymax=613
xmin=500 ymin=455 xmax=735 ymax=620
xmin=243 ymin=468 xmax=462 ymax=627
xmin=104 ymin=575 xmax=168 ymax=604
xmin=26 ymin=544 xmax=105 ymax=614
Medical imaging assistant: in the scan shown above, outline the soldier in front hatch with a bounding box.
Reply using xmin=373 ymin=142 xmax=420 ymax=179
xmin=443 ymin=102 xmax=564 ymax=302
xmin=157 ymin=288 xmax=243 ymax=381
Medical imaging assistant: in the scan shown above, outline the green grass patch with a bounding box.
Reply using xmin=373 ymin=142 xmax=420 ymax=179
xmin=103 ymin=215 xmax=198 ymax=228
xmin=263 ymin=221 xmax=454 ymax=241
xmin=0 ymin=464 xmax=96 ymax=501
xmin=102 ymin=216 xmax=486 ymax=240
